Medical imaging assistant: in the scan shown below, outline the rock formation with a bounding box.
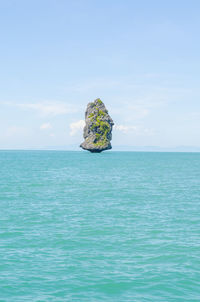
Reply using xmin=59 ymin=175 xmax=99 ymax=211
xmin=80 ymin=98 xmax=114 ymax=152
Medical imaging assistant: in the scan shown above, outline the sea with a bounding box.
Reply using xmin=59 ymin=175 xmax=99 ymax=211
xmin=0 ymin=151 xmax=200 ymax=301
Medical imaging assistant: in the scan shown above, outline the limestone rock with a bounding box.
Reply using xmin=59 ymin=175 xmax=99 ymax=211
xmin=80 ymin=98 xmax=114 ymax=152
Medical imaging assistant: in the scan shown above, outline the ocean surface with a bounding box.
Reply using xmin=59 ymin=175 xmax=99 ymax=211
xmin=0 ymin=151 xmax=200 ymax=301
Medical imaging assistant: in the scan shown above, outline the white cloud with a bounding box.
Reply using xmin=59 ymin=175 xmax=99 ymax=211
xmin=40 ymin=123 xmax=52 ymax=130
xmin=113 ymin=124 xmax=138 ymax=133
xmin=69 ymin=120 xmax=85 ymax=136
xmin=114 ymin=124 xmax=155 ymax=136
xmin=17 ymin=101 xmax=77 ymax=117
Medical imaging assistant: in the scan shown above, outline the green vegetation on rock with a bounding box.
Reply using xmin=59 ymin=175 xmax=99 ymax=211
xmin=94 ymin=119 xmax=110 ymax=146
xmin=98 ymin=110 xmax=105 ymax=117
xmin=97 ymin=98 xmax=103 ymax=105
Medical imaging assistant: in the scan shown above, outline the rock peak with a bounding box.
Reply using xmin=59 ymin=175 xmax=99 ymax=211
xmin=80 ymin=98 xmax=114 ymax=153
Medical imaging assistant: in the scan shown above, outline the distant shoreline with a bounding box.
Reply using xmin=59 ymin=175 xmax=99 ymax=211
xmin=1 ymin=149 xmax=200 ymax=153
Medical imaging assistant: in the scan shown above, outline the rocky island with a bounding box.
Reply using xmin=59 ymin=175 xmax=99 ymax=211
xmin=80 ymin=98 xmax=114 ymax=152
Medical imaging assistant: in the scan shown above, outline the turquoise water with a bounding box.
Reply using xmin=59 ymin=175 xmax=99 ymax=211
xmin=0 ymin=151 xmax=200 ymax=301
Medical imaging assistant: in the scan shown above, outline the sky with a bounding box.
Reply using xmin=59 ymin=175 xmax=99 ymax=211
xmin=0 ymin=0 xmax=200 ymax=149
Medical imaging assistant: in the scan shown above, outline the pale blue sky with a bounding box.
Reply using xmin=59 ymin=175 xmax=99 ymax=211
xmin=0 ymin=0 xmax=200 ymax=149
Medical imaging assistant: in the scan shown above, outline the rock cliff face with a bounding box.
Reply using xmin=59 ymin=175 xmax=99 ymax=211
xmin=80 ymin=98 xmax=114 ymax=152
